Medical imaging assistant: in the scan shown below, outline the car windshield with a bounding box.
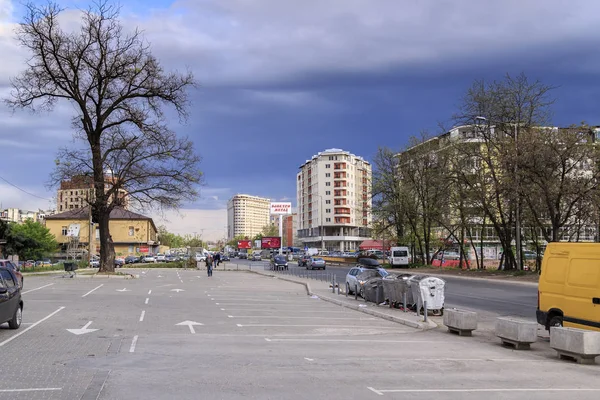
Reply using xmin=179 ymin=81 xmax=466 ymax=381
xmin=274 ymin=256 xmax=286 ymax=262
xmin=313 ymin=258 xmax=323 ymax=261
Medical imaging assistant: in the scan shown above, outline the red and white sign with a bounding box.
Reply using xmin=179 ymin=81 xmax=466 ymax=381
xmin=237 ymin=240 xmax=252 ymax=249
xmin=270 ymin=202 xmax=292 ymax=215
xmin=261 ymin=237 xmax=281 ymax=249
xmin=138 ymin=246 xmax=149 ymax=253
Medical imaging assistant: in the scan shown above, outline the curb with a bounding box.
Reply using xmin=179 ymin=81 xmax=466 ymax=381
xmin=76 ymin=273 xmax=136 ymax=279
xmin=248 ymin=270 xmax=436 ymax=330
xmin=394 ymin=270 xmax=539 ymax=287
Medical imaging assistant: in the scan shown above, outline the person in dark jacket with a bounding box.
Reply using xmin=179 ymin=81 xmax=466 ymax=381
xmin=214 ymin=252 xmax=221 ymax=267
xmin=205 ymin=254 xmax=213 ymax=277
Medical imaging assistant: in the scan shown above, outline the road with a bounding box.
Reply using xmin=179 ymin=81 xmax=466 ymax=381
xmin=1 ymin=268 xmax=597 ymax=400
xmin=233 ymin=258 xmax=538 ymax=318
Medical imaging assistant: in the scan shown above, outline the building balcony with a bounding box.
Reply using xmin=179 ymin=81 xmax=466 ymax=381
xmin=334 ymin=208 xmax=351 ymax=215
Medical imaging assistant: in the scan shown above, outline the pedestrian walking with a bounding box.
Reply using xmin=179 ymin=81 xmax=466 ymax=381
xmin=205 ymin=254 xmax=213 ymax=277
xmin=215 ymin=252 xmax=221 ymax=267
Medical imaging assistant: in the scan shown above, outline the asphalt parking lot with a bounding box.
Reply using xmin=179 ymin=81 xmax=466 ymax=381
xmin=1 ymin=268 xmax=599 ymax=400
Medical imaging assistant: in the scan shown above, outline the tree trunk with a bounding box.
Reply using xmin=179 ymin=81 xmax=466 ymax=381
xmin=479 ymin=217 xmax=486 ymax=269
xmin=97 ymin=210 xmax=115 ymax=273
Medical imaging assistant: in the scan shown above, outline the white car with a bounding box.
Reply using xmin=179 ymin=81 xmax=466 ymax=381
xmin=195 ymin=254 xmax=206 ymax=262
xmin=156 ymin=253 xmax=166 ymax=262
xmin=143 ymin=255 xmax=156 ymax=263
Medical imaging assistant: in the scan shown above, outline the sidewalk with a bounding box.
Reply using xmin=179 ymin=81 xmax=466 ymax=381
xmin=250 ymin=268 xmax=438 ymax=330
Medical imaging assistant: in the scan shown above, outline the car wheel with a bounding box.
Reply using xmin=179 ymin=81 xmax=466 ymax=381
xmin=8 ymin=305 xmax=22 ymax=329
xmin=549 ymin=315 xmax=563 ymax=329
xmin=359 ymin=287 xmax=364 ymax=298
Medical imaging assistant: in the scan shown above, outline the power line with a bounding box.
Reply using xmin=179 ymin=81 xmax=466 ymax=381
xmin=0 ymin=175 xmax=53 ymax=201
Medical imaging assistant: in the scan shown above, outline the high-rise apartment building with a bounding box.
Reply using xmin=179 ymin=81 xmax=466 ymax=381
xmin=57 ymin=175 xmax=128 ymax=212
xmin=297 ymin=148 xmax=372 ymax=251
xmin=227 ymin=194 xmax=271 ymax=240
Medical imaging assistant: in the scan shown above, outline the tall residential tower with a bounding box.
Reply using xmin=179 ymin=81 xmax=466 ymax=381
xmin=296 ymin=148 xmax=372 ymax=251
xmin=227 ymin=194 xmax=271 ymax=240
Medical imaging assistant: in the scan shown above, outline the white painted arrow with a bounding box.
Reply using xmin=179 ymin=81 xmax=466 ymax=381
xmin=157 ymin=275 xmax=164 ymax=278
xmin=170 ymin=289 xmax=185 ymax=293
xmin=176 ymin=320 xmax=204 ymax=334
xmin=116 ymin=288 xmax=130 ymax=292
xmin=67 ymin=321 xmax=98 ymax=335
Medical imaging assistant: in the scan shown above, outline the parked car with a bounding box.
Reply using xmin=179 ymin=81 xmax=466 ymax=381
xmin=0 ymin=260 xmax=23 ymax=288
xmin=306 ymin=257 xmax=326 ymax=270
xmin=0 ymin=266 xmax=23 ymax=329
xmin=346 ymin=259 xmax=389 ymax=297
xmin=298 ymin=255 xmax=311 ymax=267
xmin=271 ymin=255 xmax=288 ymax=270
xmin=195 ymin=253 xmax=207 ymax=262
xmin=142 ymin=255 xmax=156 ymax=263
xmin=165 ymin=254 xmax=176 ymax=262
xmin=251 ymin=252 xmax=262 ymax=261
xmin=156 ymin=253 xmax=166 ymax=262
xmin=125 ymin=255 xmax=140 ymax=264
xmin=222 ymin=254 xmax=230 ymax=261
xmin=90 ymin=258 xmax=100 ymax=268
xmin=238 ymin=252 xmax=248 ymax=259
xmin=114 ymin=257 xmax=125 ymax=268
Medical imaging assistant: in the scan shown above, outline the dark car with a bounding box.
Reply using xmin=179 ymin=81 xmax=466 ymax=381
xmin=222 ymin=254 xmax=230 ymax=261
xmin=0 ymin=260 xmax=23 ymax=288
xmin=271 ymin=255 xmax=288 ymax=270
xmin=298 ymin=255 xmax=311 ymax=267
xmin=0 ymin=266 xmax=23 ymax=329
xmin=114 ymin=258 xmax=125 ymax=268
xmin=125 ymin=255 xmax=140 ymax=264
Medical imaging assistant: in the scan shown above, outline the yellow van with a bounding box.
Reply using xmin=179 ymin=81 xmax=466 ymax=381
xmin=537 ymin=242 xmax=600 ymax=331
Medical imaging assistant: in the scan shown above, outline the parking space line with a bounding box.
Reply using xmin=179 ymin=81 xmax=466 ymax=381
xmin=129 ymin=335 xmax=139 ymax=353
xmin=228 ymin=315 xmax=375 ymax=320
xmin=0 ymin=388 xmax=62 ymax=393
xmin=265 ymin=338 xmax=447 ymax=343
xmin=368 ymin=388 xmax=600 ymax=394
xmin=148 ymin=290 xmax=152 ymax=295
xmin=237 ymin=324 xmax=399 ymax=328
xmin=0 ymin=307 xmax=65 ymax=347
xmin=139 ymin=310 xmax=146 ymax=322
xmin=82 ymin=284 xmax=104 ymax=298
xmin=145 ymin=298 xmax=149 ymax=304
xmin=22 ymin=283 xmax=55 ymax=294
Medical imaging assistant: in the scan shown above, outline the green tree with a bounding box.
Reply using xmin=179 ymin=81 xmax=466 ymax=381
xmin=157 ymin=225 xmax=185 ymax=248
xmin=261 ymin=224 xmax=278 ymax=237
xmin=7 ymin=220 xmax=58 ymax=260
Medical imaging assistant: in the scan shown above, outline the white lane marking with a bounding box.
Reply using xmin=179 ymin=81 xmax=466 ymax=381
xmin=264 ymin=338 xmax=448 ymax=343
xmin=145 ymin=298 xmax=149 ymax=305
xmin=66 ymin=321 xmax=98 ymax=335
xmin=148 ymin=290 xmax=152 ymax=295
xmin=220 ymin=308 xmax=225 ymax=311
xmin=220 ymin=309 xmax=349 ymax=313
xmin=226 ymin=316 xmax=375 ymax=320
xmin=0 ymin=388 xmax=62 ymax=393
xmin=22 ymin=283 xmax=54 ymax=294
xmin=371 ymin=388 xmax=600 ymax=394
xmin=176 ymin=321 xmax=203 ymax=334
xmin=236 ymin=324 xmax=400 ymax=328
xmin=0 ymin=307 xmax=65 ymax=347
xmin=211 ymin=298 xmax=215 ymax=301
xmin=304 ymin=357 xmax=314 ymax=362
xmin=129 ymin=335 xmax=139 ymax=353
xmin=264 ymin=338 xmax=272 ymax=342
xmin=139 ymin=310 xmax=146 ymax=322
xmin=367 ymin=387 xmax=384 ymax=396
xmin=82 ymin=284 xmax=104 ymax=297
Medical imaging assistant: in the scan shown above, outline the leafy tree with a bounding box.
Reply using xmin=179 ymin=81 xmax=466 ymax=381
xmin=261 ymin=224 xmax=278 ymax=237
xmin=0 ymin=220 xmax=58 ymax=260
xmin=6 ymin=1 xmax=201 ymax=273
xmin=157 ymin=225 xmax=185 ymax=248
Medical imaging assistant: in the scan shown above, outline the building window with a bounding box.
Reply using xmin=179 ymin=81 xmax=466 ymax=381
xmin=129 ymin=245 xmax=134 ymax=253
xmin=61 ymin=226 xmax=68 ymax=236
xmin=325 ymin=164 xmax=331 ymax=168
xmin=128 ymin=226 xmax=135 ymax=236
xmin=326 ymin=218 xmax=331 ymax=222
xmin=325 ymin=173 xmax=330 ymax=177
xmin=326 ymin=208 xmax=331 ymax=213
xmin=326 ymin=191 xmax=331 ymax=195
xmin=326 ymin=182 xmax=331 ymax=186
xmin=325 ymin=200 xmax=331 ymax=204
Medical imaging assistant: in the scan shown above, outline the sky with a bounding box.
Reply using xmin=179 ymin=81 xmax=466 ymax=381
xmin=1 ymin=0 xmax=600 ymax=240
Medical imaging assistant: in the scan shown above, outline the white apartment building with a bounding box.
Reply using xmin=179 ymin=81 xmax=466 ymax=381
xmin=227 ymin=194 xmax=271 ymax=240
xmin=0 ymin=208 xmax=55 ymax=224
xmin=297 ymin=148 xmax=372 ymax=251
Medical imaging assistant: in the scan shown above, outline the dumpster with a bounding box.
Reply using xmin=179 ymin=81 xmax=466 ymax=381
xmin=382 ymin=274 xmax=413 ymax=306
xmin=362 ymin=277 xmax=384 ymax=303
xmin=410 ymin=276 xmax=445 ymax=315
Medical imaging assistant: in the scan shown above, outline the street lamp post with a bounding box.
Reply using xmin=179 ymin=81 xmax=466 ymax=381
xmin=514 ymin=123 xmax=522 ymax=270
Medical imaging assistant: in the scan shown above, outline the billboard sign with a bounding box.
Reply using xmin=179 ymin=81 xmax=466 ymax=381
xmin=261 ymin=236 xmax=281 ymax=249
xmin=138 ymin=246 xmax=149 ymax=253
xmin=270 ymin=202 xmax=292 ymax=215
xmin=237 ymin=240 xmax=252 ymax=249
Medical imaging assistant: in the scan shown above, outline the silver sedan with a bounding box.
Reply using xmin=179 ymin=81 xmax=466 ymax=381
xmin=306 ymin=257 xmax=326 ymax=270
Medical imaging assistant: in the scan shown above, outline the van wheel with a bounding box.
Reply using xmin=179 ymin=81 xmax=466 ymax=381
xmin=549 ymin=316 xmax=563 ymax=329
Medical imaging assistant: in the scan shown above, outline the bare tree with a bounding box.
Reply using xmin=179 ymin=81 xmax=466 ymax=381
xmin=372 ymin=147 xmax=405 ymax=244
xmin=455 ymin=73 xmax=556 ymax=270
xmin=6 ymin=1 xmax=201 ymax=272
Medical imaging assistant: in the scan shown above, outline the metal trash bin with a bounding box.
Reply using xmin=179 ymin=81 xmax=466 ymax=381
xmin=410 ymin=276 xmax=445 ymax=315
xmin=63 ymin=262 xmax=78 ymax=278
xmin=382 ymin=274 xmax=413 ymax=306
xmin=363 ymin=277 xmax=384 ymax=303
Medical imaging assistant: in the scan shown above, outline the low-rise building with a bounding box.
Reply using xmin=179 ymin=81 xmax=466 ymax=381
xmin=44 ymin=207 xmax=158 ymax=257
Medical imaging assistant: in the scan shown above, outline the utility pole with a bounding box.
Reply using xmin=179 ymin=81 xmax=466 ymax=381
xmin=88 ymin=191 xmax=93 ymax=267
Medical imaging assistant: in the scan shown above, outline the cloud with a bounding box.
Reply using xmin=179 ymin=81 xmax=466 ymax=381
xmin=0 ymin=183 xmax=55 ymax=211
xmin=154 ymin=208 xmax=227 ymax=241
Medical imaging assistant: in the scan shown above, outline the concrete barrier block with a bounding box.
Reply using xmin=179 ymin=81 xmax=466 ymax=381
xmin=443 ymin=309 xmax=477 ymax=336
xmin=495 ymin=317 xmax=538 ymax=350
xmin=550 ymin=326 xmax=600 ymax=365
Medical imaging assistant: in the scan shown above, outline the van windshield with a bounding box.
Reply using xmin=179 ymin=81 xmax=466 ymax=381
xmin=393 ymin=250 xmax=408 ymax=257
